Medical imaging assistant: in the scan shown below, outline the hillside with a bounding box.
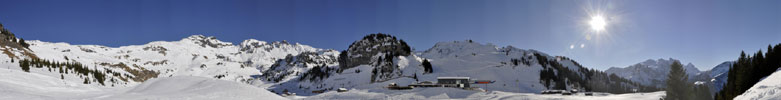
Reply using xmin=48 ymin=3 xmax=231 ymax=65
xmin=93 ymin=76 xmax=287 ymax=100
xmin=700 ymin=61 xmax=734 ymax=93
xmin=733 ymin=68 xmax=781 ymax=100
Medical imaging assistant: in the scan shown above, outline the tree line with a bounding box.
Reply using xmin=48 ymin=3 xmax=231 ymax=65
xmin=715 ymin=43 xmax=781 ymax=100
xmin=18 ymin=58 xmax=108 ymax=85
xmin=534 ymin=53 xmax=660 ymax=94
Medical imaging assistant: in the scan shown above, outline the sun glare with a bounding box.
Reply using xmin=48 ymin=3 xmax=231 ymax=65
xmin=589 ymin=15 xmax=607 ymax=32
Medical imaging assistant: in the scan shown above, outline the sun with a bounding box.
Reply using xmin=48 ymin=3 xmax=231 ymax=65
xmin=589 ymin=15 xmax=607 ymax=32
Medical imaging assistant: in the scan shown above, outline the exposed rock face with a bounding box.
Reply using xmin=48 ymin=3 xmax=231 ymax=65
xmin=336 ymin=33 xmax=411 ymax=82
xmin=338 ymin=33 xmax=411 ymax=70
xmin=185 ymin=35 xmax=233 ymax=48
xmin=99 ymin=62 xmax=160 ymax=82
xmin=261 ymin=51 xmax=339 ymax=83
xmin=0 ymin=23 xmax=36 ymax=59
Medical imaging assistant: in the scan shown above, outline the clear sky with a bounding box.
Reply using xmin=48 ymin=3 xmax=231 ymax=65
xmin=0 ymin=0 xmax=779 ymax=70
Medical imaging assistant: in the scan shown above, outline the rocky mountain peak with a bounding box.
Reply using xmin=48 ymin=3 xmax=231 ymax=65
xmin=181 ymin=35 xmax=233 ymax=48
xmin=339 ymin=33 xmax=411 ymax=69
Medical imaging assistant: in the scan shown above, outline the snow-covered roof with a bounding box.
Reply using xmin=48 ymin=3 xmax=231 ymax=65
xmin=437 ymin=77 xmax=470 ymax=80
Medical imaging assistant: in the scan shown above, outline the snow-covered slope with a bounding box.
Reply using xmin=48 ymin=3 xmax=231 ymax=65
xmin=605 ymin=58 xmax=701 ymax=88
xmin=734 ymin=68 xmax=781 ymax=100
xmin=94 ymin=76 xmax=286 ymax=100
xmin=0 ymin=35 xmax=334 ymax=99
xmin=704 ymin=61 xmax=734 ymax=92
xmin=22 ymin=35 xmax=333 ymax=87
xmin=306 ymin=87 xmax=666 ymax=100
xmin=0 ymin=63 xmax=110 ymax=99
xmin=0 ymin=68 xmax=285 ymax=100
xmin=419 ymin=40 xmax=575 ymax=92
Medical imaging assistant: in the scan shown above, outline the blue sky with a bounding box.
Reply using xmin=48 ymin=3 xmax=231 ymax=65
xmin=0 ymin=0 xmax=779 ymax=70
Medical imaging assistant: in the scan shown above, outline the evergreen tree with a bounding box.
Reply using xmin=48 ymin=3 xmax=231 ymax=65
xmin=693 ymin=84 xmax=713 ymax=100
xmin=399 ymin=39 xmax=411 ymax=53
xmin=715 ymin=44 xmax=781 ymax=100
xmin=666 ymin=61 xmax=692 ymax=100
xmin=19 ymin=38 xmax=29 ymax=48
xmin=421 ymin=59 xmax=432 ymax=73
xmin=19 ymin=59 xmax=30 ymax=72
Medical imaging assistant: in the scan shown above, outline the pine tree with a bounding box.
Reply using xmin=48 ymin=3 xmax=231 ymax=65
xmin=666 ymin=61 xmax=692 ymax=100
xmin=694 ymin=84 xmax=713 ymax=100
xmin=19 ymin=59 xmax=30 ymax=72
xmin=421 ymin=59 xmax=432 ymax=73
xmin=19 ymin=38 xmax=28 ymax=48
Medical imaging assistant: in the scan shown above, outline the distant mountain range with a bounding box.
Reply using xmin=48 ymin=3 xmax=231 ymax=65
xmin=605 ymin=58 xmax=733 ymax=93
xmin=605 ymin=58 xmax=701 ymax=88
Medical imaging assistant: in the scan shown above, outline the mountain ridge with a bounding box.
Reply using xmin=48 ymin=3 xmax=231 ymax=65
xmin=2 ymin=33 xmax=662 ymax=99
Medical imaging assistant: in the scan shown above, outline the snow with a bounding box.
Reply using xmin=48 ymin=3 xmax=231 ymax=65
xmin=734 ymin=69 xmax=781 ymax=100
xmin=0 ymin=35 xmax=677 ymax=100
xmin=20 ymin=35 xmax=334 ymax=87
xmin=0 ymin=66 xmax=110 ymax=100
xmin=699 ymin=61 xmax=734 ymax=92
xmin=0 ymin=35 xmax=309 ymax=99
xmin=605 ymin=58 xmax=701 ymax=88
xmin=0 ymin=63 xmax=285 ymax=100
xmin=267 ymin=40 xmax=562 ymax=95
xmin=304 ymin=87 xmax=665 ymax=100
xmin=95 ymin=76 xmax=287 ymax=100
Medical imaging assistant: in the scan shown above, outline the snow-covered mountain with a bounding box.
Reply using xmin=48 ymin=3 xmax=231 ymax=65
xmin=605 ymin=58 xmax=701 ymax=88
xmin=701 ymin=61 xmax=734 ymax=92
xmin=733 ymin=68 xmax=781 ymax=100
xmin=24 ymin=35 xmax=335 ymax=86
xmin=0 ymin=31 xmax=661 ymax=99
xmin=265 ymin=35 xmax=658 ymax=97
xmin=0 ymin=34 xmax=330 ymax=99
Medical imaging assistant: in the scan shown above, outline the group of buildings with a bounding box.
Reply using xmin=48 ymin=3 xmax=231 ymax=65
xmin=390 ymin=77 xmax=493 ymax=90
